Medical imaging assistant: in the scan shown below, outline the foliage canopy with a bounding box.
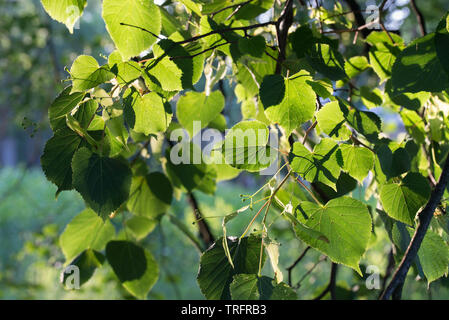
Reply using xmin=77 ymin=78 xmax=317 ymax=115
xmin=38 ymin=0 xmax=449 ymax=300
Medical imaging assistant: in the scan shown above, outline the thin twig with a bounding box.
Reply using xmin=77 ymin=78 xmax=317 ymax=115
xmin=175 ymin=21 xmax=277 ymax=46
xmin=295 ymin=255 xmax=327 ymax=288
xmin=287 ymin=246 xmax=311 ymax=286
xmin=275 ymin=0 xmax=294 ymax=74
xmin=170 ymin=41 xmax=237 ymax=60
xmin=188 ymin=191 xmax=215 ymax=248
xmin=409 ymin=0 xmax=427 ymax=36
xmin=380 ymin=153 xmax=449 ymax=299
xmin=120 ymin=22 xmax=163 ymax=40
xmin=210 ymin=0 xmax=253 ymax=17
xmin=302 ymin=121 xmax=317 ymax=144
xmin=313 ymin=263 xmax=338 ymax=300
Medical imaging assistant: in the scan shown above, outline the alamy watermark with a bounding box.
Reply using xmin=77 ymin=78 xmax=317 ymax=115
xmin=169 ymin=121 xmax=280 ymax=175
xmin=26 ymin=263 xmax=81 ymax=290
xmin=365 ymin=265 xmax=381 ymax=290
xmin=60 ymin=265 xmax=80 ymax=290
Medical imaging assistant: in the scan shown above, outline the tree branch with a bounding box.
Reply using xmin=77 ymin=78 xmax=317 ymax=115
xmin=210 ymin=0 xmax=253 ymax=17
xmin=188 ymin=191 xmax=215 ymax=249
xmin=313 ymin=262 xmax=338 ymax=300
xmin=175 ymin=21 xmax=276 ymax=46
xmin=286 ymin=246 xmax=311 ymax=287
xmin=380 ymin=154 xmax=449 ymax=300
xmin=410 ymin=0 xmax=427 ymax=36
xmin=275 ymin=0 xmax=294 ymax=74
xmin=343 ymin=0 xmax=370 ymax=39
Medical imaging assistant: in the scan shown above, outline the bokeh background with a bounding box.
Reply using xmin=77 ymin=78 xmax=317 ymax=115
xmin=1 ymin=0 xmax=449 ymax=299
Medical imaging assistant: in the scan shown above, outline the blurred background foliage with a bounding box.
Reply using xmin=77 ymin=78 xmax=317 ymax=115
xmin=1 ymin=0 xmax=449 ymax=299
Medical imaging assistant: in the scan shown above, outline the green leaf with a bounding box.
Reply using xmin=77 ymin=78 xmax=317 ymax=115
xmin=48 ymin=86 xmax=85 ymax=131
xmin=102 ymin=0 xmax=161 ymax=60
xmin=360 ymin=86 xmax=383 ymax=109
xmin=72 ymin=147 xmax=132 ymax=219
xmin=203 ymin=0 xmax=273 ymax=20
xmin=109 ymin=59 xmax=141 ymax=87
xmin=229 ymin=274 xmax=296 ymax=300
xmin=198 ymin=16 xmax=241 ymax=59
xmin=311 ymin=172 xmax=357 ymax=201
xmin=290 ymin=138 xmax=341 ymax=190
xmin=238 ymin=36 xmax=266 ymax=58
xmin=41 ymin=127 xmax=86 ymax=195
xmin=176 ymin=90 xmax=225 ymax=137
xmin=416 ymin=229 xmax=449 ymax=283
xmin=178 ymin=0 xmax=202 ymax=16
xmin=159 ymin=6 xmax=187 ymax=38
xmin=60 ymin=208 xmax=116 ymax=263
xmin=259 ymin=74 xmax=285 ymax=108
xmin=339 ymin=144 xmax=375 ymax=183
xmin=62 ymin=249 xmax=105 ymax=287
xmin=295 ymin=197 xmax=372 ymax=274
xmin=435 ymin=12 xmax=449 ymax=78
xmin=208 ymin=113 xmax=227 ymax=132
xmin=165 ymin=143 xmax=209 ymax=191
xmin=41 ymin=0 xmax=86 ymax=33
xmin=74 ymin=100 xmax=99 ymax=129
xmin=306 ymin=42 xmax=346 ymax=80
xmin=197 ymin=235 xmax=266 ymax=300
xmin=345 ymin=108 xmax=381 ymax=143
xmin=210 ymin=148 xmax=242 ymax=182
xmin=145 ymin=59 xmax=183 ymax=92
xmin=124 ymin=90 xmax=172 ymax=136
xmin=290 ymin=25 xmax=315 ymax=59
xmin=375 ymin=144 xmax=412 ymax=179
xmin=126 ymin=216 xmax=157 ymax=240
xmin=385 ymin=80 xmax=430 ymax=110
xmin=263 ymin=71 xmax=316 ymax=136
xmin=127 ymin=172 xmax=173 ymax=219
xmin=390 ymin=33 xmax=449 ymax=94
xmin=196 ymin=164 xmax=218 ymax=195
xmin=401 ymin=109 xmax=426 ymax=144
xmin=307 ymin=79 xmax=333 ymax=98
xmin=233 ymin=0 xmax=274 ymax=20
xmin=315 ymin=101 xmax=351 ymax=140
xmin=145 ymin=39 xmax=204 ymax=91
xmin=106 ymin=240 xmax=159 ymax=299
xmin=366 ymin=31 xmax=404 ymax=83
xmin=221 ymin=120 xmax=275 ymax=171
xmin=70 ymin=55 xmax=114 ymax=93
xmin=287 ymin=213 xmax=330 ymax=246
xmin=344 ymin=56 xmax=369 ymax=79
xmin=380 ymin=172 xmax=430 ymax=225
xmin=105 ymin=115 xmax=129 ymax=156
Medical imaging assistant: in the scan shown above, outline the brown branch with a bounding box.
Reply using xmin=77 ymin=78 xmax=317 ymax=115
xmin=121 ymin=20 xmax=276 ymax=50
xmin=169 ymin=41 xmax=237 ymax=60
xmin=302 ymin=121 xmax=317 ymax=144
xmin=188 ymin=191 xmax=215 ymax=248
xmin=409 ymin=0 xmax=427 ymax=36
xmin=378 ymin=247 xmax=395 ymax=299
xmin=175 ymin=21 xmax=276 ymax=46
xmin=120 ymin=22 xmax=163 ymax=40
xmin=313 ymin=263 xmax=338 ymax=300
xmin=165 ymin=139 xmax=215 ymax=249
xmin=295 ymin=255 xmax=327 ymax=288
xmin=210 ymin=0 xmax=253 ymax=18
xmin=380 ymin=153 xmax=449 ymax=300
xmin=275 ymin=0 xmax=294 ymax=74
xmin=343 ymin=0 xmax=370 ymax=39
xmin=286 ymin=246 xmax=311 ymax=287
